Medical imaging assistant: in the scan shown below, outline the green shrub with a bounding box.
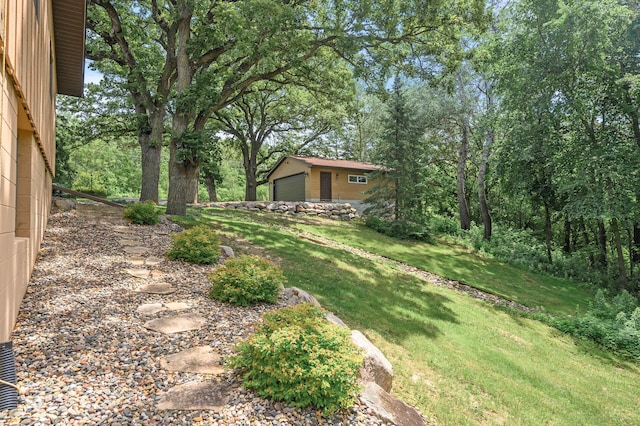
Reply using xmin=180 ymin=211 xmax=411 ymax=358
xmin=553 ymin=290 xmax=640 ymax=361
xmin=230 ymin=303 xmax=364 ymax=413
xmin=209 ymin=255 xmax=285 ymax=306
xmin=72 ymin=186 xmax=110 ymax=197
xmin=166 ymin=225 xmax=221 ymax=264
xmin=123 ymin=200 xmax=160 ymax=225
xmin=365 ymin=216 xmax=431 ymax=241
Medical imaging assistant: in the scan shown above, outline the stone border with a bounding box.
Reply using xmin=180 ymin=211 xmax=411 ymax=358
xmin=200 ymin=201 xmax=359 ymax=220
xmin=280 ymin=287 xmax=426 ymax=426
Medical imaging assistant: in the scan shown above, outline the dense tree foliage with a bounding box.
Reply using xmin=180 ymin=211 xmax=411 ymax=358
xmin=60 ymin=0 xmax=640 ymax=295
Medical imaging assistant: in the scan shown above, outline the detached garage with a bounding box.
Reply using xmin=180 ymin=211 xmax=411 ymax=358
xmin=273 ymin=172 xmax=305 ymax=201
xmin=266 ymin=155 xmax=386 ymax=203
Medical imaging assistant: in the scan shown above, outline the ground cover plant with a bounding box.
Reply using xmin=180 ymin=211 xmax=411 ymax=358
xmin=123 ymin=200 xmax=161 ymax=225
xmin=169 ymin=207 xmax=640 ymax=425
xmin=165 ymin=224 xmax=221 ymax=264
xmin=230 ymin=303 xmax=363 ymax=413
xmin=209 ymin=254 xmax=286 ymax=306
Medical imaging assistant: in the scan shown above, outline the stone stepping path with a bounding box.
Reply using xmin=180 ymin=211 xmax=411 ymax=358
xmin=156 ymin=381 xmax=233 ymax=411
xmin=135 ymin=282 xmax=177 ymax=295
xmin=144 ymin=313 xmax=207 ymax=334
xmin=136 ymin=301 xmax=190 ymax=314
xmin=125 ymin=268 xmax=151 ymax=279
xmin=160 ymin=346 xmax=224 ymax=374
xmin=124 ymin=246 xmax=150 ymax=255
xmin=120 ymin=236 xmax=232 ymax=413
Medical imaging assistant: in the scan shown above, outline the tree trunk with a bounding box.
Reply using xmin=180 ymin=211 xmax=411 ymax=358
xmin=563 ymin=214 xmax=571 ymax=253
xmin=611 ymin=217 xmax=628 ymax=286
xmin=580 ymin=217 xmax=595 ymax=267
xmin=139 ymin=136 xmax=162 ymax=203
xmin=166 ymin=140 xmax=200 ymax=216
xmin=544 ymin=203 xmax=552 ymax=263
xmin=477 ymin=129 xmax=492 ymax=240
xmin=632 ymin=222 xmax=640 ymax=274
xmin=204 ymin=175 xmax=218 ymax=202
xmin=457 ymin=117 xmax=471 ymax=230
xmin=165 ymin=0 xmax=194 ymax=216
xmin=185 ymin=169 xmax=199 ymax=204
xmin=240 ymin=136 xmax=260 ymax=202
xmin=136 ymin=106 xmax=166 ymax=203
xmin=245 ymin=169 xmax=258 ymax=201
xmin=597 ymin=219 xmax=608 ymax=269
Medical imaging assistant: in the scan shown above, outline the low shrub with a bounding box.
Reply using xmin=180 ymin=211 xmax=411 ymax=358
xmin=230 ymin=303 xmax=364 ymax=413
xmin=365 ymin=216 xmax=431 ymax=241
xmin=552 ymin=290 xmax=640 ymax=361
xmin=209 ymin=255 xmax=285 ymax=306
xmin=123 ymin=200 xmax=160 ymax=225
xmin=166 ymin=225 xmax=221 ymax=264
xmin=73 ymin=186 xmax=109 ymax=197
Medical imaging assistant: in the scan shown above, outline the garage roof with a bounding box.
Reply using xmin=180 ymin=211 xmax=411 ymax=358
xmin=267 ymin=155 xmax=385 ymax=179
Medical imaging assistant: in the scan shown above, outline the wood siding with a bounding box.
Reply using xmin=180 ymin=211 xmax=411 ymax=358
xmin=0 ymin=0 xmax=59 ymax=342
xmin=308 ymin=167 xmax=383 ymax=202
xmin=268 ymin=157 xmax=310 ymax=201
xmin=268 ymin=157 xmax=387 ymax=203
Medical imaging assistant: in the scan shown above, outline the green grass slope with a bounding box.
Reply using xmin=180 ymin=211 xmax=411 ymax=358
xmin=172 ymin=208 xmax=639 ymax=425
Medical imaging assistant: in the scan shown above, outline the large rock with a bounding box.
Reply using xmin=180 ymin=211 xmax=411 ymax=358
xmin=144 ymin=313 xmax=206 ymax=334
xmin=219 ymin=245 xmax=235 ymax=258
xmin=160 ymin=346 xmax=224 ymax=374
xmin=351 ymin=330 xmax=393 ymax=392
xmin=326 ymin=312 xmax=347 ymax=327
xmin=360 ymin=382 xmax=426 ymax=426
xmin=156 ymin=381 xmax=232 ymax=411
xmin=53 ymin=197 xmax=77 ymax=211
xmin=280 ymin=287 xmax=321 ymax=307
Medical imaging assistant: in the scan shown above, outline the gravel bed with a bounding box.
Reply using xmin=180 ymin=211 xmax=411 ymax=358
xmin=1 ymin=208 xmax=388 ymax=425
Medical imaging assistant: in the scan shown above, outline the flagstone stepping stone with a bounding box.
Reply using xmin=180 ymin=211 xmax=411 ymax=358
xmin=136 ymin=303 xmax=168 ymax=314
xmin=124 ymin=246 xmax=149 ymax=255
xmin=160 ymin=346 xmax=223 ymax=374
xmin=150 ymin=270 xmax=166 ymax=279
xmin=144 ymin=313 xmax=206 ymax=334
xmin=136 ymin=282 xmax=176 ymax=295
xmin=145 ymin=256 xmax=164 ymax=266
xmin=120 ymin=239 xmax=142 ymax=246
xmin=156 ymin=381 xmax=232 ymax=411
xmin=164 ymin=302 xmax=190 ymax=311
xmin=128 ymin=256 xmax=146 ymax=266
xmin=125 ymin=268 xmax=151 ymax=279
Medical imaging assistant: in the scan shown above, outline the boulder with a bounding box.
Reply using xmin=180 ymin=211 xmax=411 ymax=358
xmin=351 ymin=330 xmax=393 ymax=392
xmin=53 ymin=197 xmax=76 ymax=211
xmin=326 ymin=313 xmax=347 ymax=327
xmin=280 ymin=287 xmax=321 ymax=307
xmin=360 ymin=382 xmax=426 ymax=426
xmin=219 ymin=245 xmax=235 ymax=258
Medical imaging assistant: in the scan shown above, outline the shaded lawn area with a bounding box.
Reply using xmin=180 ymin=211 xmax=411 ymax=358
xmin=170 ymin=208 xmax=640 ymax=425
xmin=293 ymin=219 xmax=593 ymax=316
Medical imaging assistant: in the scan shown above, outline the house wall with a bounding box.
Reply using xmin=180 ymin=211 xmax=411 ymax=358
xmin=308 ymin=167 xmax=383 ymax=202
xmin=0 ymin=0 xmax=57 ymax=343
xmin=268 ymin=157 xmax=310 ymax=201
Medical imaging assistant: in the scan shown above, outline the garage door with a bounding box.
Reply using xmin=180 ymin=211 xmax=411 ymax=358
xmin=274 ymin=173 xmax=305 ymax=201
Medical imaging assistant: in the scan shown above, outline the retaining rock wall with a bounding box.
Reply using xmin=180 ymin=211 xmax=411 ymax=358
xmin=202 ymin=201 xmax=358 ymax=220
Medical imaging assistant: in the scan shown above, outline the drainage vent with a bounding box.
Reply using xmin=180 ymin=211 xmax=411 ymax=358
xmin=0 ymin=341 xmax=18 ymax=411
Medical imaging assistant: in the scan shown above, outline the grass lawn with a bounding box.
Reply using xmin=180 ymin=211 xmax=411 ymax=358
xmin=292 ymin=219 xmax=593 ymax=316
xmin=171 ymin=208 xmax=639 ymax=425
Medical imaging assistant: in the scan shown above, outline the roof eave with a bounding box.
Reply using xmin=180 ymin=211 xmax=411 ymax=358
xmin=52 ymin=0 xmax=86 ymax=97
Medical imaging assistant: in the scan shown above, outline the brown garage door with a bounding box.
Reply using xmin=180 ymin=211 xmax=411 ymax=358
xmin=273 ymin=173 xmax=305 ymax=201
